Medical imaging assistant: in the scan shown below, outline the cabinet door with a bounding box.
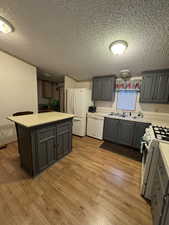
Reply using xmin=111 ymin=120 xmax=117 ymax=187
xmin=102 ymin=77 xmax=115 ymax=101
xmin=36 ymin=126 xmax=56 ymax=172
xmin=92 ymin=76 xmax=116 ymax=101
xmin=154 ymin=73 xmax=169 ymax=103
xmin=103 ymin=118 xmax=119 ymax=142
xmin=132 ymin=122 xmax=150 ymax=149
xmin=118 ymin=120 xmax=134 ymax=146
xmin=92 ymin=78 xmax=102 ymax=100
xmin=151 ymin=168 xmax=164 ymax=225
xmin=140 ymin=74 xmax=155 ymax=102
xmin=161 ymin=197 xmax=169 ymax=225
xmin=56 ymin=120 xmax=72 ymax=159
xmin=43 ymin=81 xmax=52 ymax=98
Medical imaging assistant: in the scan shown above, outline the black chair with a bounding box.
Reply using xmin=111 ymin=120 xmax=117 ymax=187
xmin=13 ymin=111 xmax=33 ymax=154
xmin=13 ymin=111 xmax=33 ymax=117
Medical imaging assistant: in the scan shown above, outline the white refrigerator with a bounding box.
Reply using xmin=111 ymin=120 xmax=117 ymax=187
xmin=66 ymin=88 xmax=92 ymax=136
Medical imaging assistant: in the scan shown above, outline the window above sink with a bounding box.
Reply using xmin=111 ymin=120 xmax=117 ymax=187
xmin=116 ymin=90 xmax=138 ymax=111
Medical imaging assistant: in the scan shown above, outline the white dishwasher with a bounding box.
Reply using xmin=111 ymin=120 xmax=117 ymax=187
xmin=87 ymin=113 xmax=104 ymax=140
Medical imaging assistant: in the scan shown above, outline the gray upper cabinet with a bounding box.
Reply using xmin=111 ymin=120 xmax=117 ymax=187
xmin=92 ymin=78 xmax=102 ymax=100
xmin=140 ymin=70 xmax=169 ymax=103
xmin=154 ymin=72 xmax=169 ymax=103
xmin=92 ymin=75 xmax=116 ymax=101
xmin=56 ymin=120 xmax=72 ymax=159
xmin=140 ymin=74 xmax=155 ymax=102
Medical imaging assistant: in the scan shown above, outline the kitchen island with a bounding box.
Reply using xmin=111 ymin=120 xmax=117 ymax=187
xmin=8 ymin=112 xmax=74 ymax=177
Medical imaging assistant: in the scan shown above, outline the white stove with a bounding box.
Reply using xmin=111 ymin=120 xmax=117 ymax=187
xmin=143 ymin=125 xmax=169 ymax=144
xmin=152 ymin=125 xmax=169 ymax=141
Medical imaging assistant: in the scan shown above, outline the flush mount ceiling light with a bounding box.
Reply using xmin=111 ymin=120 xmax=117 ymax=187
xmin=0 ymin=16 xmax=14 ymax=34
xmin=109 ymin=40 xmax=128 ymax=55
xmin=119 ymin=69 xmax=131 ymax=80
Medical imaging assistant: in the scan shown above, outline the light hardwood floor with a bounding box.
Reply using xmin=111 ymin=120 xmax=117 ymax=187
xmin=0 ymin=136 xmax=152 ymax=225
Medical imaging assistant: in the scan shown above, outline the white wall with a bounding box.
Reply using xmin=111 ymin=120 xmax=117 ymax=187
xmin=0 ymin=51 xmax=38 ymax=145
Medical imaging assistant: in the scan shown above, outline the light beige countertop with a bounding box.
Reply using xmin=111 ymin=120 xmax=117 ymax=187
xmin=87 ymin=112 xmax=169 ymax=126
xmin=8 ymin=112 xmax=74 ymax=128
xmin=159 ymin=142 xmax=169 ymax=176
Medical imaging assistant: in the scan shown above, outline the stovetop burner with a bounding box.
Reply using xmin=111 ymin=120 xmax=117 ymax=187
xmin=153 ymin=126 xmax=169 ymax=141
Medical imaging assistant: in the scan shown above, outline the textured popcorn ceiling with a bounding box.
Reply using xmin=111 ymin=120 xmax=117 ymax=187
xmin=0 ymin=0 xmax=169 ymax=80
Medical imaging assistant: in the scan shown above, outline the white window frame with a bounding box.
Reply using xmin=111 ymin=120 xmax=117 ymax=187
xmin=116 ymin=89 xmax=138 ymax=111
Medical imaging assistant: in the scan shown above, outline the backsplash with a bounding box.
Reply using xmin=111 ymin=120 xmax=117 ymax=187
xmin=95 ymin=92 xmax=169 ymax=114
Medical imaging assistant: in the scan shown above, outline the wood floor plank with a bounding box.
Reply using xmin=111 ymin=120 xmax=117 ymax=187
xmin=0 ymin=136 xmax=152 ymax=225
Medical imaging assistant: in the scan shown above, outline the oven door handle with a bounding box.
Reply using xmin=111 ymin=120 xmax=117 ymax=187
xmin=140 ymin=141 xmax=148 ymax=154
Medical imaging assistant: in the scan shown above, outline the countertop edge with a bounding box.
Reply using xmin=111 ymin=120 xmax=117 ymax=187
xmin=7 ymin=115 xmax=74 ymax=128
xmin=159 ymin=143 xmax=169 ymax=177
xmin=87 ymin=112 xmax=169 ymax=126
xmin=87 ymin=113 xmax=151 ymax=124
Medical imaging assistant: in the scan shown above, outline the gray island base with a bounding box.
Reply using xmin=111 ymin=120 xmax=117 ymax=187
xmin=8 ymin=112 xmax=73 ymax=177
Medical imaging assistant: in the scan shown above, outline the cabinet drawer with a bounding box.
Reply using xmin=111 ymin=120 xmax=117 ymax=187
xmin=57 ymin=120 xmax=72 ymax=133
xmin=37 ymin=126 xmax=56 ymax=141
xmin=58 ymin=120 xmax=71 ymax=128
xmin=158 ymin=152 xmax=168 ymax=193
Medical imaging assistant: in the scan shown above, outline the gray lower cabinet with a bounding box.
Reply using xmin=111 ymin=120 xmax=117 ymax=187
xmin=132 ymin=122 xmax=150 ymax=149
xmin=56 ymin=121 xmax=72 ymax=159
xmin=92 ymin=78 xmax=103 ymax=100
xmin=151 ymin=150 xmax=169 ymax=225
xmin=92 ymin=75 xmax=116 ymax=101
xmin=103 ymin=117 xmax=119 ymax=142
xmin=17 ymin=118 xmax=73 ymax=176
xmin=36 ymin=125 xmax=57 ymax=172
xmin=118 ymin=120 xmax=134 ymax=146
xmin=140 ymin=70 xmax=169 ymax=103
xmin=103 ymin=117 xmax=150 ymax=149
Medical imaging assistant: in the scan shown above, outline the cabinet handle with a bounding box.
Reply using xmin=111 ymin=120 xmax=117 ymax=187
xmin=163 ymin=195 xmax=168 ymax=201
